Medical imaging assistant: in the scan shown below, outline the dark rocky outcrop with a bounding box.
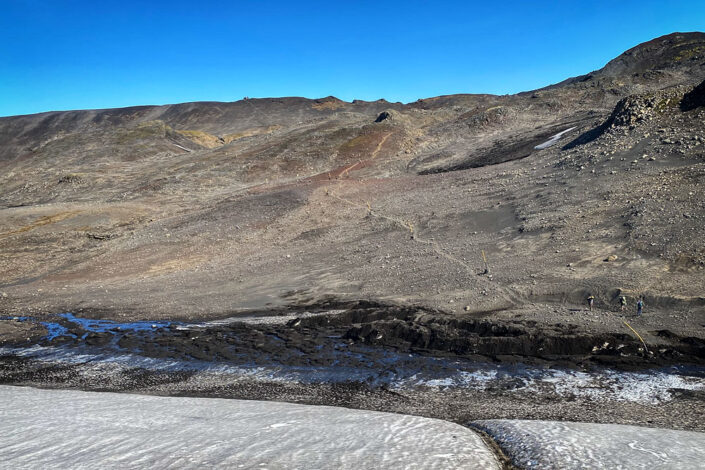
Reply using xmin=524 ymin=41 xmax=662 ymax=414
xmin=374 ymin=111 xmax=393 ymax=123
xmin=681 ymin=79 xmax=705 ymax=110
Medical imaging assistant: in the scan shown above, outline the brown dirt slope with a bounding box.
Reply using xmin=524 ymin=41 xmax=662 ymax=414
xmin=0 ymin=33 xmax=704 ymax=351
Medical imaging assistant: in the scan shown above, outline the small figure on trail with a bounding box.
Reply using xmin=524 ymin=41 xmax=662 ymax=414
xmin=587 ymin=295 xmax=595 ymax=311
xmin=636 ymin=298 xmax=644 ymax=316
xmin=620 ymin=296 xmax=627 ymax=312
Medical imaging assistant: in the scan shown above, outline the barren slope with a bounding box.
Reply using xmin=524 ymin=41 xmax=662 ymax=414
xmin=0 ymin=32 xmax=704 ymax=350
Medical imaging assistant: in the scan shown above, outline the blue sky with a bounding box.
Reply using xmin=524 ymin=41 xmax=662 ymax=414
xmin=1 ymin=0 xmax=703 ymax=116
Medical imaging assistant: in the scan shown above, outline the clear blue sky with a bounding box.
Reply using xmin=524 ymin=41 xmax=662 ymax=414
xmin=1 ymin=0 xmax=703 ymax=116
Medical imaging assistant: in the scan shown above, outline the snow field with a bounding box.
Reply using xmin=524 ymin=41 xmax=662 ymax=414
xmin=0 ymin=385 xmax=499 ymax=469
xmin=474 ymin=419 xmax=705 ymax=469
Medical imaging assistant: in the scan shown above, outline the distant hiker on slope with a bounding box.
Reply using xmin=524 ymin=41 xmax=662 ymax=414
xmin=587 ymin=295 xmax=595 ymax=311
xmin=620 ymin=296 xmax=627 ymax=312
xmin=636 ymin=298 xmax=644 ymax=316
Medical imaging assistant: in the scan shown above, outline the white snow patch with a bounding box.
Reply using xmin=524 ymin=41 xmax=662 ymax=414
xmin=0 ymin=385 xmax=499 ymax=469
xmin=183 ymin=309 xmax=348 ymax=328
xmin=534 ymin=127 xmax=576 ymax=150
xmin=525 ymin=368 xmax=705 ymax=404
xmin=474 ymin=419 xmax=705 ymax=469
xmin=406 ymin=364 xmax=705 ymax=405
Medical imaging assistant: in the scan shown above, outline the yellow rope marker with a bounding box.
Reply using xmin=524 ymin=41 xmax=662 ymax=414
xmin=623 ymin=320 xmax=649 ymax=353
xmin=481 ymin=250 xmax=489 ymax=274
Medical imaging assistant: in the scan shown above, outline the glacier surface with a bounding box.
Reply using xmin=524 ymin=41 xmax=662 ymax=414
xmin=0 ymin=385 xmax=498 ymax=469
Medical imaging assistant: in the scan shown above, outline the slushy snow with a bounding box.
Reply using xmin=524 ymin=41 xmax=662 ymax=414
xmin=0 ymin=385 xmax=499 ymax=469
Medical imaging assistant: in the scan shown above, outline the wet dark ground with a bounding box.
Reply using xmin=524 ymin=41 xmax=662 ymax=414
xmin=3 ymin=300 xmax=703 ymax=371
xmin=2 ymin=301 xmax=705 ymax=431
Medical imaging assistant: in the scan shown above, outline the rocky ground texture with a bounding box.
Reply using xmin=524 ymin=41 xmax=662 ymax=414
xmin=1 ymin=33 xmax=705 ymax=436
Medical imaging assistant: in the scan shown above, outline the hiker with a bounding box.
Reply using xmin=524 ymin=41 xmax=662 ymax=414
xmin=587 ymin=295 xmax=595 ymax=311
xmin=636 ymin=298 xmax=644 ymax=316
xmin=620 ymin=296 xmax=627 ymax=312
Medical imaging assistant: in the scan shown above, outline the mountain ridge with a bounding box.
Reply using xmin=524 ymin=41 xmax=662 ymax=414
xmin=4 ymin=31 xmax=704 ymax=121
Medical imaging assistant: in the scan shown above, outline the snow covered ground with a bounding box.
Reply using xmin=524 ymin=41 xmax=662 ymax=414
xmin=0 ymin=385 xmax=499 ymax=469
xmin=3 ymin=344 xmax=703 ymax=404
xmin=184 ymin=309 xmax=348 ymax=326
xmin=534 ymin=126 xmax=576 ymax=149
xmin=4 ymin=385 xmax=705 ymax=469
xmin=474 ymin=419 xmax=705 ymax=469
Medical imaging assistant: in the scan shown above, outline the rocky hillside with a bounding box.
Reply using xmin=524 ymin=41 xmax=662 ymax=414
xmin=0 ymin=32 xmax=704 ymax=347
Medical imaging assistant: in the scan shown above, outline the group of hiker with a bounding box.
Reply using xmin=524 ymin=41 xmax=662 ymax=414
xmin=587 ymin=294 xmax=644 ymax=316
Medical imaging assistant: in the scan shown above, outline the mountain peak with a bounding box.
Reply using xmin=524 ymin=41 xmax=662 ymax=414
xmin=598 ymin=31 xmax=705 ymax=77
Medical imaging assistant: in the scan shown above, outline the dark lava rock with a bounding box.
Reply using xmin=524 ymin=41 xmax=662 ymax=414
xmin=681 ymin=79 xmax=705 ymax=111
xmin=374 ymin=111 xmax=393 ymax=123
xmin=84 ymin=332 xmax=112 ymax=347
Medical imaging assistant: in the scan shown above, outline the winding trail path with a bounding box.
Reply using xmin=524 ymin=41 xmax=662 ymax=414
xmin=337 ymin=131 xmax=393 ymax=179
